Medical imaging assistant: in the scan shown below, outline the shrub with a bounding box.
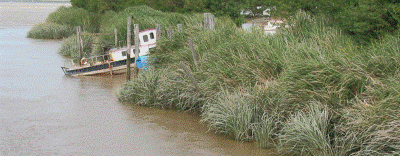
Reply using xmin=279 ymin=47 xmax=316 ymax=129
xmin=278 ymin=104 xmax=332 ymax=155
xmin=201 ymin=89 xmax=257 ymax=141
xmin=58 ymin=34 xmax=94 ymax=61
xmin=117 ymin=68 xmax=208 ymax=111
xmin=27 ymin=22 xmax=74 ymax=39
xmin=46 ymin=6 xmax=99 ymax=32
xmin=251 ymin=113 xmax=279 ymax=149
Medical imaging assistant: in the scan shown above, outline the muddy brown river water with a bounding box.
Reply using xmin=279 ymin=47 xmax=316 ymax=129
xmin=0 ymin=2 xmax=271 ymax=155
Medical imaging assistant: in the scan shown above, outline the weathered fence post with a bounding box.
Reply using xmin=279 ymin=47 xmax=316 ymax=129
xmin=204 ymin=13 xmax=215 ymax=30
xmin=177 ymin=24 xmax=182 ymax=32
xmin=179 ymin=61 xmax=199 ymax=90
xmin=134 ymin=24 xmax=140 ymax=78
xmin=209 ymin=14 xmax=215 ymax=30
xmin=188 ymin=37 xmax=198 ymax=67
xmin=126 ymin=17 xmax=132 ymax=81
xmin=114 ymin=28 xmax=118 ymax=47
xmin=156 ymin=24 xmax=161 ymax=41
xmin=77 ymin=26 xmax=83 ymax=65
xmin=167 ymin=29 xmax=174 ymax=40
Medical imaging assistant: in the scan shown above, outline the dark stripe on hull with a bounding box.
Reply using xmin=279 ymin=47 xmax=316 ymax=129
xmin=62 ymin=58 xmax=135 ymax=76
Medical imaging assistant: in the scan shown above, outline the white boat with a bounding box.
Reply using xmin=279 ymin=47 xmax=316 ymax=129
xmin=61 ymin=29 xmax=157 ymax=76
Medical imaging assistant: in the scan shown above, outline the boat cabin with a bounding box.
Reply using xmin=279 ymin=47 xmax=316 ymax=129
xmin=109 ymin=29 xmax=157 ymax=61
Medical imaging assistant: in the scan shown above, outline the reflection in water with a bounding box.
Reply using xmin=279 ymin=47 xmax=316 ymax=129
xmin=0 ymin=3 xmax=272 ymax=155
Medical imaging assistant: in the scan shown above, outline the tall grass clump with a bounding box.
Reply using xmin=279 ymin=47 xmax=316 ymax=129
xmin=27 ymin=6 xmax=100 ymax=39
xmin=279 ymin=104 xmax=332 ymax=155
xmin=363 ymin=34 xmax=400 ymax=78
xmin=278 ymin=104 xmax=359 ymax=156
xmin=251 ymin=113 xmax=279 ymax=149
xmin=46 ymin=6 xmax=100 ymax=33
xmin=201 ymin=89 xmax=257 ymax=141
xmin=117 ymin=68 xmax=209 ymax=111
xmin=27 ymin=6 xmax=101 ymax=39
xmin=58 ymin=34 xmax=94 ymax=60
xmin=27 ymin=22 xmax=74 ymax=39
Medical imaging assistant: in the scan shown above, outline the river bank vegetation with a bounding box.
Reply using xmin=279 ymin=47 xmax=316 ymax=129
xmin=27 ymin=1 xmax=400 ymax=155
xmin=117 ymin=10 xmax=399 ymax=155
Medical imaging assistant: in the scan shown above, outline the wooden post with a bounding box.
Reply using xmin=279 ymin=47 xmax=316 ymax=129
xmin=188 ymin=37 xmax=198 ymax=67
xmin=134 ymin=24 xmax=140 ymax=78
xmin=108 ymin=62 xmax=113 ymax=75
xmin=204 ymin=13 xmax=215 ymax=30
xmin=77 ymin=26 xmax=83 ymax=65
xmin=167 ymin=29 xmax=174 ymax=40
xmin=156 ymin=24 xmax=161 ymax=41
xmin=114 ymin=28 xmax=118 ymax=47
xmin=177 ymin=24 xmax=182 ymax=32
xmin=204 ymin=13 xmax=209 ymax=30
xmin=126 ymin=17 xmax=132 ymax=81
xmin=179 ymin=61 xmax=199 ymax=90
xmin=209 ymin=14 xmax=215 ymax=30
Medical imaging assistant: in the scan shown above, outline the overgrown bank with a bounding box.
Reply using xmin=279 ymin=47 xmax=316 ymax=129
xmin=118 ymin=10 xmax=400 ymax=155
xmin=28 ymin=5 xmax=399 ymax=155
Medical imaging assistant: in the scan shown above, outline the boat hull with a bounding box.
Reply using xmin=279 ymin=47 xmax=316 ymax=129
xmin=61 ymin=58 xmax=136 ymax=76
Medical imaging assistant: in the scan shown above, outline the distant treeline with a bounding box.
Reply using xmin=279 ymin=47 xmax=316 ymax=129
xmin=70 ymin=0 xmax=400 ymax=43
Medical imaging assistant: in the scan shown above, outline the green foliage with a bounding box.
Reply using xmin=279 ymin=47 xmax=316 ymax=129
xmin=278 ymin=104 xmax=359 ymax=156
xmin=201 ymin=89 xmax=257 ymax=141
xmin=46 ymin=6 xmax=101 ymax=33
xmin=27 ymin=22 xmax=74 ymax=39
xmin=273 ymin=0 xmax=400 ymax=43
xmin=279 ymin=105 xmax=333 ymax=156
xmin=252 ymin=112 xmax=279 ymax=149
xmin=114 ymin=9 xmax=400 ymax=154
xmin=117 ymin=68 xmax=209 ymax=111
xmin=58 ymin=34 xmax=94 ymax=60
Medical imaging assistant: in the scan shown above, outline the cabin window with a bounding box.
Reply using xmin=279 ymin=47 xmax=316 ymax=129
xmin=150 ymin=32 xmax=154 ymax=39
xmin=122 ymin=51 xmax=127 ymax=57
xmin=143 ymin=35 xmax=149 ymax=42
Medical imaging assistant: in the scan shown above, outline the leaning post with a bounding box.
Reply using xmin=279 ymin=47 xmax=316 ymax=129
xmin=156 ymin=24 xmax=161 ymax=41
xmin=114 ymin=28 xmax=118 ymax=47
xmin=134 ymin=24 xmax=140 ymax=78
xmin=126 ymin=17 xmax=132 ymax=81
xmin=77 ymin=26 xmax=83 ymax=65
xmin=188 ymin=37 xmax=198 ymax=67
xmin=177 ymin=24 xmax=182 ymax=32
xmin=204 ymin=13 xmax=215 ymax=30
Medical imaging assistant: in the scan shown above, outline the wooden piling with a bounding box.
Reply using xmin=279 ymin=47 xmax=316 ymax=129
xmin=114 ymin=28 xmax=118 ymax=47
xmin=204 ymin=13 xmax=215 ymax=30
xmin=156 ymin=24 xmax=161 ymax=41
xmin=177 ymin=24 xmax=182 ymax=32
xmin=167 ymin=29 xmax=174 ymax=40
xmin=179 ymin=61 xmax=199 ymax=90
xmin=134 ymin=24 xmax=140 ymax=78
xmin=77 ymin=26 xmax=83 ymax=65
xmin=126 ymin=17 xmax=132 ymax=81
xmin=188 ymin=37 xmax=198 ymax=67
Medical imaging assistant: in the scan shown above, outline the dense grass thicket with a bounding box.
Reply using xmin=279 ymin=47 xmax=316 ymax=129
xmin=27 ymin=22 xmax=74 ymax=39
xmin=27 ymin=6 xmax=100 ymax=39
xmin=118 ymin=10 xmax=400 ymax=155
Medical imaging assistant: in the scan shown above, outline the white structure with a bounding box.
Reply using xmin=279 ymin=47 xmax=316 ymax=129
xmin=109 ymin=29 xmax=157 ymax=61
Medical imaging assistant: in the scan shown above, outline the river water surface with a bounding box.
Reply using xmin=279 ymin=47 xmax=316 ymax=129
xmin=0 ymin=2 xmax=271 ymax=155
